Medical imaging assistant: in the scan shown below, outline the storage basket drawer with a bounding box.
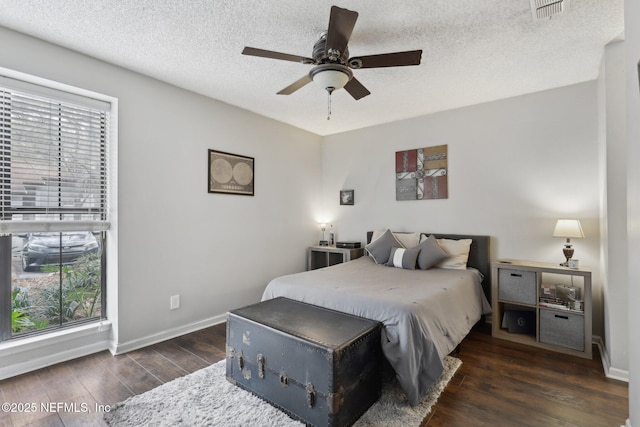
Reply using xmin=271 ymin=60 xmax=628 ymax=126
xmin=539 ymin=309 xmax=584 ymax=351
xmin=498 ymin=269 xmax=537 ymax=305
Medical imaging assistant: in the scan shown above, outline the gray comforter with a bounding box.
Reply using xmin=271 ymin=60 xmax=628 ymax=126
xmin=262 ymin=256 xmax=492 ymax=406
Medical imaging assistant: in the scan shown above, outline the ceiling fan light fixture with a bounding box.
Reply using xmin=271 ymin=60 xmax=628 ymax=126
xmin=242 ymin=5 xmax=424 ymax=103
xmin=313 ymin=70 xmax=350 ymax=91
xmin=310 ymin=64 xmax=352 ymax=92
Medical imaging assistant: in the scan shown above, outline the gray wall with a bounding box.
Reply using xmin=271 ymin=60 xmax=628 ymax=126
xmin=321 ymin=82 xmax=604 ymax=338
xmin=625 ymin=0 xmax=640 ymax=424
xmin=599 ymin=40 xmax=629 ymax=378
xmin=0 ymin=26 xmax=323 ymax=349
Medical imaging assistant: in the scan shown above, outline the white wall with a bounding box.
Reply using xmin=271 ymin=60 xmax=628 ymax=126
xmin=0 ymin=27 xmax=323 ymax=351
xmin=625 ymin=0 xmax=640 ymax=424
xmin=598 ymin=40 xmax=629 ymax=379
xmin=321 ymin=82 xmax=604 ymax=337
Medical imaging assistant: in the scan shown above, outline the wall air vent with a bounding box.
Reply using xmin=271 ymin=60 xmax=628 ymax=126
xmin=530 ymin=0 xmax=570 ymax=20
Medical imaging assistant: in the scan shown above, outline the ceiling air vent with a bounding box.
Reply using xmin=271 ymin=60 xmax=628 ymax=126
xmin=530 ymin=0 xmax=570 ymax=20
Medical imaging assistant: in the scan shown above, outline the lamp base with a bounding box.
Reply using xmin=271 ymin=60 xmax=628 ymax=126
xmin=561 ymin=245 xmax=574 ymax=267
xmin=319 ymin=240 xmax=329 ymax=246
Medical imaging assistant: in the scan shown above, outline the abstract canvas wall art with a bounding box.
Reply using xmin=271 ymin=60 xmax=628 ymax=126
xmin=395 ymin=145 xmax=448 ymax=201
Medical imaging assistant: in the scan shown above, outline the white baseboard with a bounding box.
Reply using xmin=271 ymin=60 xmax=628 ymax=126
xmin=111 ymin=313 xmax=227 ymax=355
xmin=593 ymin=335 xmax=629 ymax=382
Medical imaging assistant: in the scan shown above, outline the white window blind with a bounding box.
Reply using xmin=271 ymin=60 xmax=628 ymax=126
xmin=0 ymin=76 xmax=110 ymax=234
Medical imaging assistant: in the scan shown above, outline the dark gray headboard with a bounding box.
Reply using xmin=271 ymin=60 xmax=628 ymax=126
xmin=366 ymin=231 xmax=492 ymax=301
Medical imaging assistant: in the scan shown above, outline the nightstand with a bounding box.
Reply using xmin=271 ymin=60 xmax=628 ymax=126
xmin=307 ymin=246 xmax=364 ymax=271
xmin=491 ymin=259 xmax=592 ymax=359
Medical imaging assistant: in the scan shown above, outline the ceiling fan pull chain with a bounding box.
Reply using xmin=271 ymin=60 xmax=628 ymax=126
xmin=327 ymin=88 xmax=333 ymax=120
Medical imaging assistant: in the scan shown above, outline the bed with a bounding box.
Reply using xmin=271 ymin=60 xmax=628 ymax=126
xmin=262 ymin=231 xmax=492 ymax=406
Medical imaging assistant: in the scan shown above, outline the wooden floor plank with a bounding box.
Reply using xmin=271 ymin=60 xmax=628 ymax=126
xmin=127 ymin=348 xmax=188 ymax=384
xmin=65 ymin=354 xmax=134 ymax=412
xmin=1 ymin=369 xmax=60 ymax=426
xmin=0 ymin=322 xmax=628 ymax=426
xmin=151 ymin=341 xmax=210 ymax=374
xmin=0 ymin=386 xmax=13 ymax=426
xmin=21 ymin=413 xmax=64 ymax=427
xmin=38 ymin=363 xmax=91 ymax=403
xmin=170 ymin=334 xmax=225 ymax=363
xmin=92 ymin=351 xmax=163 ymax=395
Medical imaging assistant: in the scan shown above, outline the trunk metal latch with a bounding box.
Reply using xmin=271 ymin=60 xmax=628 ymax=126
xmin=257 ymin=354 xmax=265 ymax=379
xmin=306 ymin=383 xmax=316 ymax=408
xmin=279 ymin=372 xmax=288 ymax=386
xmin=237 ymin=350 xmax=244 ymax=370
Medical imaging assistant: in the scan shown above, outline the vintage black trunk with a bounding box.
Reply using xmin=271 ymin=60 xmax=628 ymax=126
xmin=226 ymin=297 xmax=382 ymax=427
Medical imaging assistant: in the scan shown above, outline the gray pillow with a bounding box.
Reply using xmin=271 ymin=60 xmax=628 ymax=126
xmin=365 ymin=229 xmax=402 ymax=264
xmin=386 ymin=246 xmax=421 ymax=270
xmin=416 ymin=235 xmax=449 ymax=269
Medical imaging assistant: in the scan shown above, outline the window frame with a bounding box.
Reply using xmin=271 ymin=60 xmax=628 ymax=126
xmin=0 ymin=67 xmax=116 ymax=342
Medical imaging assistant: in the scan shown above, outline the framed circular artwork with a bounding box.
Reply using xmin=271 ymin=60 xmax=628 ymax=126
xmin=208 ymin=149 xmax=254 ymax=196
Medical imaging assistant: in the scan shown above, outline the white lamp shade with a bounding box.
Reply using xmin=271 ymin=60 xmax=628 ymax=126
xmin=552 ymin=219 xmax=585 ymax=238
xmin=312 ymin=69 xmax=350 ymax=91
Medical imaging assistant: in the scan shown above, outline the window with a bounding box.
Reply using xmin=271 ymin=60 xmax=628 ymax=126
xmin=0 ymin=74 xmax=112 ymax=341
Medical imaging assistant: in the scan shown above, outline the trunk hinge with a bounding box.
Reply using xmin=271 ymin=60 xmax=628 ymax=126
xmin=257 ymin=354 xmax=265 ymax=379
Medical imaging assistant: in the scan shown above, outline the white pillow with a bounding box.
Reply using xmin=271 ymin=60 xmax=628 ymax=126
xmin=370 ymin=229 xmax=387 ymax=243
xmin=394 ymin=232 xmax=420 ymax=249
xmin=370 ymin=230 xmax=420 ymax=248
xmin=435 ymin=238 xmax=472 ymax=270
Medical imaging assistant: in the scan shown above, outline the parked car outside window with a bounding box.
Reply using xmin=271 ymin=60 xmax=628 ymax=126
xmin=21 ymin=232 xmax=100 ymax=271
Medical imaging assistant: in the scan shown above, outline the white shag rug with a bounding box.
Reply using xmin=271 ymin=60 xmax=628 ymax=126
xmin=104 ymin=356 xmax=461 ymax=427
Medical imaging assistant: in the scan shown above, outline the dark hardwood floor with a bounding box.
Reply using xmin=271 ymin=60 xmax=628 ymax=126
xmin=0 ymin=323 xmax=628 ymax=426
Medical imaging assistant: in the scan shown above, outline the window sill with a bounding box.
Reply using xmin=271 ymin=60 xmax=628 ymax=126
xmin=0 ymin=320 xmax=112 ymax=380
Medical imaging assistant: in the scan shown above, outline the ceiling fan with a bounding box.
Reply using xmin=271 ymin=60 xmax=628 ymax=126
xmin=242 ymin=6 xmax=422 ymax=117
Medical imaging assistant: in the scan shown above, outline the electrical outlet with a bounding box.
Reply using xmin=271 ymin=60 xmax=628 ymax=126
xmin=170 ymin=294 xmax=180 ymax=310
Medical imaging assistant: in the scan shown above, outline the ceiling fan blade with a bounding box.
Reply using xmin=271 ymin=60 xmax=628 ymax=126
xmin=348 ymin=50 xmax=423 ymax=69
xmin=343 ymin=77 xmax=370 ymax=100
xmin=242 ymin=47 xmax=314 ymax=64
xmin=277 ymin=74 xmax=313 ymax=95
xmin=325 ymin=6 xmax=358 ymax=58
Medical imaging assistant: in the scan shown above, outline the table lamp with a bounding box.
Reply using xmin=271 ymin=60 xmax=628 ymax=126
xmin=552 ymin=219 xmax=584 ymax=266
xmin=319 ymin=223 xmax=328 ymax=246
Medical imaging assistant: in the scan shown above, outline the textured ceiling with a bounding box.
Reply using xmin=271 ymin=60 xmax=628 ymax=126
xmin=0 ymin=1 xmax=624 ymax=136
